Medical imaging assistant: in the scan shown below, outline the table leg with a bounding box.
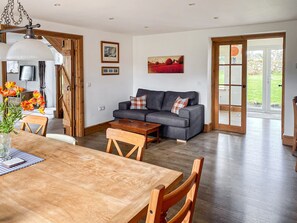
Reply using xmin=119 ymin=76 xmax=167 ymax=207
xmin=145 ymin=132 xmax=148 ymax=149
xmin=157 ymin=129 xmax=160 ymax=143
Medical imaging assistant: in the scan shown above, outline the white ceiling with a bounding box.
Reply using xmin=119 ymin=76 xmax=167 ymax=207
xmin=2 ymin=0 xmax=297 ymax=35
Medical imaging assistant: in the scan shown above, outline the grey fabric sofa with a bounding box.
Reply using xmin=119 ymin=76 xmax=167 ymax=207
xmin=113 ymin=89 xmax=205 ymax=141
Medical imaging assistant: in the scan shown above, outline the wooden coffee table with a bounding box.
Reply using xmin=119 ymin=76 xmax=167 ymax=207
xmin=109 ymin=119 xmax=161 ymax=149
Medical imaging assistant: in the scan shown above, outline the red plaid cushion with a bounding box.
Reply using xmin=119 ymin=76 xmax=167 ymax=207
xmin=130 ymin=95 xmax=147 ymax=110
xmin=171 ymin=96 xmax=189 ymax=114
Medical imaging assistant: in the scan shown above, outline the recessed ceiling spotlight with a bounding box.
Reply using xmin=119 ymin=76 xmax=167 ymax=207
xmin=109 ymin=17 xmax=115 ymax=21
xmin=213 ymin=17 xmax=219 ymax=20
xmin=188 ymin=3 xmax=196 ymax=6
xmin=144 ymin=26 xmax=149 ymax=29
xmin=54 ymin=3 xmax=61 ymax=7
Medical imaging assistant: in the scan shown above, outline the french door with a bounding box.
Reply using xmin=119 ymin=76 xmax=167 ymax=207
xmin=247 ymin=47 xmax=283 ymax=113
xmin=213 ymin=40 xmax=247 ymax=134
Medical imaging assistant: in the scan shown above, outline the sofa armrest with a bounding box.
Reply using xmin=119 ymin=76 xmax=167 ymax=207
xmin=179 ymin=105 xmax=204 ymax=121
xmin=119 ymin=101 xmax=131 ymax=110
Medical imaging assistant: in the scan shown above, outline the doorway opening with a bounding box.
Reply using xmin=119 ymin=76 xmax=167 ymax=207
xmin=0 ymin=24 xmax=85 ymax=137
xmin=247 ymin=38 xmax=283 ymax=120
xmin=212 ymin=33 xmax=286 ymax=137
xmin=5 ymin=32 xmax=64 ymax=134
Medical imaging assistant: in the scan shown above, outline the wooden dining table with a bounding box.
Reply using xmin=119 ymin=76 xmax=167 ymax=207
xmin=0 ymin=131 xmax=183 ymax=223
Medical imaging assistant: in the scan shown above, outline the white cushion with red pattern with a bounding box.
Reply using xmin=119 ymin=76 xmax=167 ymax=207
xmin=130 ymin=95 xmax=147 ymax=110
xmin=171 ymin=96 xmax=189 ymax=114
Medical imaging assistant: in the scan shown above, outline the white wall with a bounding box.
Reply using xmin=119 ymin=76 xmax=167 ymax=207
xmin=133 ymin=20 xmax=297 ymax=136
xmin=1 ymin=19 xmax=133 ymax=128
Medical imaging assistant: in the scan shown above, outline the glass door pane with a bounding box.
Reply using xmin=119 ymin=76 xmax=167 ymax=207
xmin=247 ymin=50 xmax=264 ymax=110
xmin=270 ymin=49 xmax=283 ymax=111
xmin=230 ymin=86 xmax=242 ymax=126
xmin=219 ymin=86 xmax=229 ymax=125
xmin=219 ymin=66 xmax=229 ymax=84
xmin=231 ymin=45 xmax=242 ymax=64
xmin=219 ymin=45 xmax=230 ymax=64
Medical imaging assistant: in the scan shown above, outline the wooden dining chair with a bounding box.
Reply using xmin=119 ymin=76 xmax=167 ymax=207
xmin=292 ymin=96 xmax=297 ymax=155
xmin=146 ymin=157 xmax=204 ymax=223
xmin=20 ymin=115 xmax=49 ymax=137
xmin=106 ymin=128 xmax=146 ymax=161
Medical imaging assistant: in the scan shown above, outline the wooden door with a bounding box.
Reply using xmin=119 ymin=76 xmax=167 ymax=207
xmin=213 ymin=40 xmax=247 ymax=134
xmin=61 ymin=39 xmax=75 ymax=136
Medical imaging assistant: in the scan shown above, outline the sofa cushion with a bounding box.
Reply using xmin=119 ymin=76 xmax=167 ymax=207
xmin=146 ymin=112 xmax=189 ymax=128
xmin=162 ymin=91 xmax=199 ymax=111
xmin=113 ymin=110 xmax=155 ymax=121
xmin=136 ymin=88 xmax=165 ymax=111
xmin=130 ymin=95 xmax=147 ymax=110
xmin=171 ymin=97 xmax=189 ymax=115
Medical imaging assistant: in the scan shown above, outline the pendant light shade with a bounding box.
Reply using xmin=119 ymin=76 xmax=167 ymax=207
xmin=0 ymin=42 xmax=10 ymax=61
xmin=6 ymin=39 xmax=54 ymax=61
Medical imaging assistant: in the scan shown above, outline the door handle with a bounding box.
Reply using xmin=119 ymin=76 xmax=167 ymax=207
xmin=67 ymin=85 xmax=71 ymax=91
xmin=278 ymin=84 xmax=282 ymax=87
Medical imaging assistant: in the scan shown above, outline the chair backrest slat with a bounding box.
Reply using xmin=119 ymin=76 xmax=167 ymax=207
xmin=146 ymin=157 xmax=204 ymax=223
xmin=162 ymin=173 xmax=196 ymax=211
xmin=168 ymin=200 xmax=192 ymax=223
xmin=20 ymin=115 xmax=48 ymax=137
xmin=106 ymin=128 xmax=146 ymax=161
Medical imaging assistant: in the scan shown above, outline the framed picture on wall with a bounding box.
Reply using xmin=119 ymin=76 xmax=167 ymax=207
xmin=101 ymin=41 xmax=120 ymax=63
xmin=148 ymin=55 xmax=184 ymax=73
xmin=102 ymin=66 xmax=120 ymax=75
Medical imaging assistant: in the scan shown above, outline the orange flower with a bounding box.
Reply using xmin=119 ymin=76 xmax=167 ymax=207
xmin=15 ymin=86 xmax=25 ymax=94
xmin=28 ymin=97 xmax=37 ymax=105
xmin=38 ymin=106 xmax=45 ymax=114
xmin=33 ymin=90 xmax=41 ymax=99
xmin=37 ymin=96 xmax=45 ymax=106
xmin=1 ymin=89 xmax=16 ymax=97
xmin=21 ymin=101 xmax=34 ymax=111
xmin=5 ymin=81 xmax=16 ymax=89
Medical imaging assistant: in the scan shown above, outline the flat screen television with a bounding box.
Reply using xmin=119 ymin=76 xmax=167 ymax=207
xmin=19 ymin=65 xmax=36 ymax=81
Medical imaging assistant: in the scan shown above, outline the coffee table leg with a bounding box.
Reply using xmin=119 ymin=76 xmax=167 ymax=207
xmin=157 ymin=129 xmax=160 ymax=143
xmin=145 ymin=133 xmax=148 ymax=149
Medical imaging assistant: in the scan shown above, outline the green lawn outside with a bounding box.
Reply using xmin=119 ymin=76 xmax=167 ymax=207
xmin=247 ymin=71 xmax=282 ymax=106
xmin=247 ymin=73 xmax=263 ymax=105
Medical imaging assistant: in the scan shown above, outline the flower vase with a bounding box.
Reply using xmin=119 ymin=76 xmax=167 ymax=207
xmin=0 ymin=133 xmax=11 ymax=162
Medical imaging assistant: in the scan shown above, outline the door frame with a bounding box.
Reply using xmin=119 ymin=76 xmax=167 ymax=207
xmin=0 ymin=24 xmax=85 ymax=137
xmin=211 ymin=32 xmax=286 ymax=136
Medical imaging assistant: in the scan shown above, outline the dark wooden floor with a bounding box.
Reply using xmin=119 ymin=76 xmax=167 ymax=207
xmin=60 ymin=117 xmax=297 ymax=222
